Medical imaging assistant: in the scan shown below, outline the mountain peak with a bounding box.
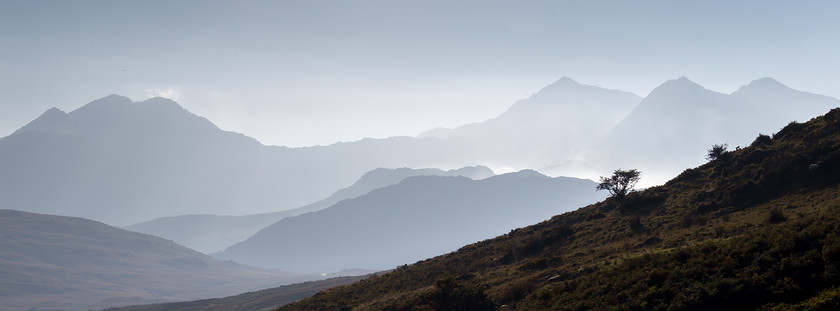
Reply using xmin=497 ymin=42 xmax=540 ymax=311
xmin=555 ymin=76 xmax=578 ymax=84
xmin=732 ymin=77 xmax=792 ymax=95
xmin=671 ymin=76 xmax=699 ymax=86
xmin=751 ymin=77 xmax=785 ymax=87
xmin=542 ymin=76 xmax=583 ymax=91
xmin=494 ymin=169 xmax=550 ymax=180
xmin=12 ymin=107 xmax=68 ymax=135
xmin=140 ymin=96 xmax=184 ymax=107
xmin=86 ymin=94 xmax=134 ymax=107
xmin=136 ymin=96 xmax=189 ymax=115
xmin=77 ymin=95 xmax=186 ymax=114
xmin=43 ymin=107 xmax=66 ymax=115
xmin=646 ymin=76 xmax=705 ymax=97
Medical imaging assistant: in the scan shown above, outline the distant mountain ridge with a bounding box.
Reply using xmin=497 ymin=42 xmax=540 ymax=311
xmin=420 ymin=77 xmax=642 ymax=165
xmin=583 ymin=76 xmax=840 ymax=184
xmin=214 ymin=170 xmax=606 ymax=273
xmin=0 ymin=95 xmax=477 ymax=225
xmin=125 ymin=166 xmax=494 ymax=253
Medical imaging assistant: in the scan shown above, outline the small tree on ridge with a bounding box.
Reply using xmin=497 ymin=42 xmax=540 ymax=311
xmin=706 ymin=143 xmax=729 ymax=161
xmin=597 ymin=169 xmax=641 ymax=202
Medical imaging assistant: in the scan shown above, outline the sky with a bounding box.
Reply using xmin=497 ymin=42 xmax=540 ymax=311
xmin=1 ymin=1 xmax=839 ymax=147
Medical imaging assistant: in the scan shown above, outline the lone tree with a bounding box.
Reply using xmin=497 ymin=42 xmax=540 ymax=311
xmin=597 ymin=169 xmax=641 ymax=202
xmin=706 ymin=143 xmax=729 ymax=161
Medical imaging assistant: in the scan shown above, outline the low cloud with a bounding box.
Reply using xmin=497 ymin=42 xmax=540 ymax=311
xmin=145 ymin=87 xmax=180 ymax=101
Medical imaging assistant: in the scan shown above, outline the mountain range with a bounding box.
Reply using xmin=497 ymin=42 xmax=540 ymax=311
xmin=1 ymin=77 xmax=836 ymax=227
xmin=0 ymin=95 xmax=473 ymax=225
xmin=214 ymin=170 xmax=605 ymax=273
xmin=0 ymin=209 xmax=318 ymax=311
xmin=2 ymin=76 xmax=839 ymax=310
xmin=420 ymin=77 xmax=642 ymax=165
xmin=107 ymin=90 xmax=840 ymax=311
xmin=124 ymin=166 xmax=493 ymax=253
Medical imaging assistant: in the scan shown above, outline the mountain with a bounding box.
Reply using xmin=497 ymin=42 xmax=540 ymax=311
xmin=4 ymin=79 xmax=835 ymax=226
xmin=124 ymin=166 xmax=494 ymax=253
xmin=731 ymin=77 xmax=840 ymax=124
xmin=583 ymin=77 xmax=840 ymax=185
xmin=0 ymin=95 xmax=476 ymax=226
xmin=214 ymin=170 xmax=606 ymax=273
xmin=275 ymin=107 xmax=840 ymax=310
xmin=0 ymin=209 xmax=319 ymax=311
xmin=421 ymin=77 xmax=642 ymax=167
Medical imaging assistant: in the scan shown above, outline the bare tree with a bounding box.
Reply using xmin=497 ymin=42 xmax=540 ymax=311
xmin=597 ymin=169 xmax=641 ymax=202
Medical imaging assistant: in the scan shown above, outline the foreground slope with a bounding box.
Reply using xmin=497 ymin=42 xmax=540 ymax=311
xmin=215 ymin=171 xmax=605 ymax=273
xmin=0 ymin=210 xmax=316 ymax=311
xmin=125 ymin=166 xmax=493 ymax=254
xmin=279 ymin=107 xmax=840 ymax=310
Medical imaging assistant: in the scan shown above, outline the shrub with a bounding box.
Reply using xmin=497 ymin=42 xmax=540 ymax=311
xmin=768 ymin=207 xmax=787 ymax=224
xmin=752 ymin=134 xmax=773 ymax=147
xmin=707 ymin=143 xmax=729 ymax=161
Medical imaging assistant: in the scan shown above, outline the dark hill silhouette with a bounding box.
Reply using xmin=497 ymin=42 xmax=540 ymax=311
xmin=214 ymin=170 xmax=605 ymax=273
xmin=273 ymin=107 xmax=840 ymax=310
xmin=124 ymin=166 xmax=494 ymax=253
xmin=0 ymin=209 xmax=318 ymax=311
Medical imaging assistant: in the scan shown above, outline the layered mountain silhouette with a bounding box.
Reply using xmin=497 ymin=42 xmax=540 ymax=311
xmin=2 ymin=77 xmax=836 ymax=227
xmin=4 ymin=77 xmax=839 ymax=310
xmin=0 ymin=209 xmax=316 ymax=311
xmin=214 ymin=170 xmax=606 ymax=273
xmin=0 ymin=95 xmax=475 ymax=225
xmin=125 ymin=166 xmax=494 ymax=253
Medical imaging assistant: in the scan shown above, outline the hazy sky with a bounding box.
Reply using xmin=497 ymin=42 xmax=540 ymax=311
xmin=2 ymin=1 xmax=838 ymax=147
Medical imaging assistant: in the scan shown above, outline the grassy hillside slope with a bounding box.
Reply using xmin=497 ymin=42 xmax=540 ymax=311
xmin=277 ymin=107 xmax=840 ymax=310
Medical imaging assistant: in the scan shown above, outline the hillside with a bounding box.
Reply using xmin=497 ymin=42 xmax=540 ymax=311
xmin=0 ymin=209 xmax=318 ymax=311
xmin=277 ymin=107 xmax=840 ymax=310
xmin=214 ymin=171 xmax=605 ymax=273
